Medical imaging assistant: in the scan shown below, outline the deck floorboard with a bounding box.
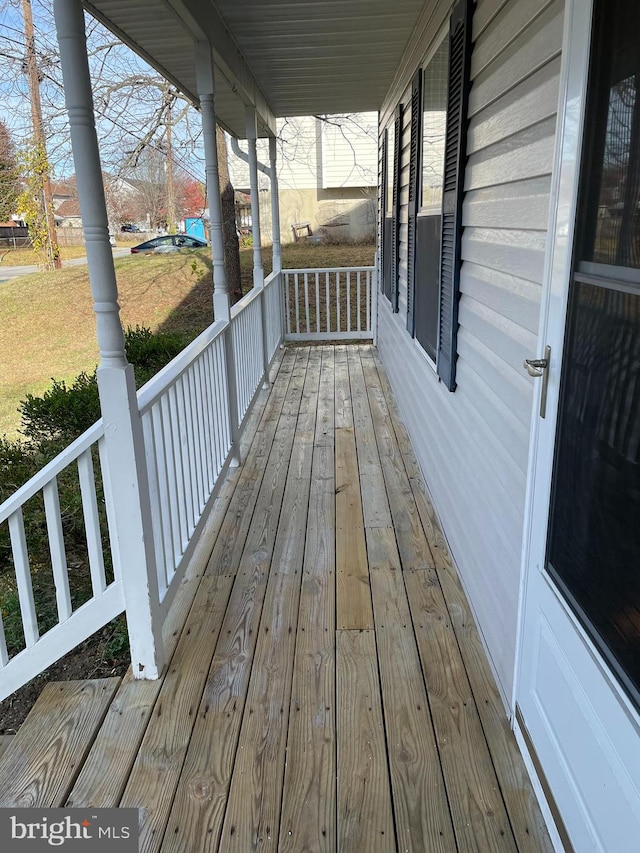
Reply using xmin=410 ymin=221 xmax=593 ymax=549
xmin=0 ymin=345 xmax=553 ymax=853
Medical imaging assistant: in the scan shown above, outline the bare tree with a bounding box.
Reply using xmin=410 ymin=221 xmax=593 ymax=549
xmin=216 ymin=127 xmax=242 ymax=302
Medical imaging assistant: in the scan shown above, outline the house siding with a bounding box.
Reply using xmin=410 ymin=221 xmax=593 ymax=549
xmin=320 ymin=114 xmax=378 ymax=188
xmin=377 ymin=0 xmax=563 ymax=703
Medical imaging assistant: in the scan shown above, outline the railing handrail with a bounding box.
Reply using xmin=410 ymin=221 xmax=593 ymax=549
xmin=0 ymin=420 xmax=104 ymax=524
xmin=283 ymin=266 xmax=375 ymax=274
xmin=230 ymin=284 xmax=262 ymax=319
xmin=137 ymin=318 xmax=228 ymax=413
xmin=230 ymin=270 xmax=281 ymax=319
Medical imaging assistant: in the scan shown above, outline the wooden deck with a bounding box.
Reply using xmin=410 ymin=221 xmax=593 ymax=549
xmin=0 ymin=345 xmax=553 ymax=852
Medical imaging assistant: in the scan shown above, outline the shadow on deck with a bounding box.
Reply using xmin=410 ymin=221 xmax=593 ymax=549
xmin=0 ymin=345 xmax=553 ymax=852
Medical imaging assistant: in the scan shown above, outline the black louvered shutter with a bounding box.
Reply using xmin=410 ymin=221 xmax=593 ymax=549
xmin=391 ymin=104 xmax=402 ymax=313
xmin=380 ymin=129 xmax=388 ymax=295
xmin=406 ymin=70 xmax=423 ymax=335
xmin=437 ymin=0 xmax=473 ymax=390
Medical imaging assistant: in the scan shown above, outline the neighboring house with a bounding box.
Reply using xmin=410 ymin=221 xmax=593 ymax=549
xmin=229 ymin=114 xmax=378 ymax=243
xmin=3 ymin=1 xmax=639 ymax=850
xmin=50 ymin=180 xmax=79 ymax=226
xmin=50 ymin=175 xmax=144 ymax=228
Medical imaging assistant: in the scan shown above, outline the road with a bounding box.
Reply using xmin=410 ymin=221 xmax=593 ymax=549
xmin=0 ymin=248 xmax=131 ymax=283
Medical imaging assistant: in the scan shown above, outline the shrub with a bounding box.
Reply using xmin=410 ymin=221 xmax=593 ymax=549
xmin=19 ymin=372 xmax=100 ymax=444
xmin=18 ymin=326 xmax=193 ymax=444
xmin=123 ymin=325 xmax=192 ymax=386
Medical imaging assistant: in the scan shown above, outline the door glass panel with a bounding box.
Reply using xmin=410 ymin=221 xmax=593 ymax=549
xmin=548 ymin=283 xmax=640 ymax=702
xmin=581 ymin=0 xmax=640 ymax=268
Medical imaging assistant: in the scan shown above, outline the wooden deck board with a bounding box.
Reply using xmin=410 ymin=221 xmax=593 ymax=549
xmin=1 ymin=345 xmax=554 ymax=853
xmin=335 ymin=428 xmax=372 ymax=630
xmin=404 ymin=568 xmax=518 ymax=851
xmin=336 ymin=630 xmax=395 ymax=852
xmin=160 ymin=349 xmax=311 ymax=853
xmin=0 ymin=678 xmax=120 ymax=808
xmin=217 ymin=352 xmax=319 ymax=852
xmin=360 ymin=356 xmax=435 ymax=571
xmin=279 ymin=347 xmax=336 ymax=853
xmin=120 ymin=575 xmax=234 ymax=853
xmin=367 ymin=527 xmax=457 ymax=851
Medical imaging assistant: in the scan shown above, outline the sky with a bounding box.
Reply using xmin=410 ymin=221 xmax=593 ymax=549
xmin=0 ymin=0 xmax=207 ymax=181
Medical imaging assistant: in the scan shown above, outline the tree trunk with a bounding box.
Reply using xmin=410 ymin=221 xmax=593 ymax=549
xmin=216 ymin=127 xmax=242 ymax=303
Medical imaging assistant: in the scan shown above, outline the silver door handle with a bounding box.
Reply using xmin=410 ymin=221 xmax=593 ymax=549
xmin=523 ymin=358 xmax=548 ymax=377
xmin=524 ymin=345 xmax=551 ymax=418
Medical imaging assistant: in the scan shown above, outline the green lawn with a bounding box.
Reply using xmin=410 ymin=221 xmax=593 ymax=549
xmin=0 ymin=243 xmax=375 ymax=438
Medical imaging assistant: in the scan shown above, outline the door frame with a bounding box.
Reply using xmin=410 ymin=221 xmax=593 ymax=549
xmin=513 ymin=0 xmax=640 ymax=842
xmin=512 ymin=0 xmax=590 ymax=844
xmin=513 ymin=0 xmax=593 ymax=709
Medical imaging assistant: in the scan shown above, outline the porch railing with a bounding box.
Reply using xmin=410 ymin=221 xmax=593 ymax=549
xmin=284 ymin=266 xmax=376 ymax=340
xmin=0 ymin=422 xmax=125 ymax=700
xmin=0 ymin=263 xmax=372 ymax=701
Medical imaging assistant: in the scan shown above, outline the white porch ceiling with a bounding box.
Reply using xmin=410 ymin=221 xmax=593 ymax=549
xmin=82 ymin=0 xmax=426 ymax=137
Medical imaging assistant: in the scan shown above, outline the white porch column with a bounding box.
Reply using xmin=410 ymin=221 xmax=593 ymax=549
xmin=245 ymin=106 xmax=265 ymax=288
xmin=195 ymin=42 xmax=241 ymax=463
xmin=53 ymin=0 xmax=163 ymax=678
xmin=269 ymin=136 xmax=282 ymax=273
xmin=195 ymin=43 xmax=230 ymax=322
xmin=246 ymin=107 xmax=270 ymax=387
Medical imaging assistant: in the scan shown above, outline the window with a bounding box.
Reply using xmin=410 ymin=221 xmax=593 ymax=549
xmin=405 ymin=0 xmax=473 ymax=389
xmin=409 ymin=36 xmax=449 ymax=360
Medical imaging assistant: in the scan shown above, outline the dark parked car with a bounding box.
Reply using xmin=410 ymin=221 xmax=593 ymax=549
xmin=130 ymin=234 xmax=207 ymax=253
xmin=121 ymin=223 xmax=141 ymax=232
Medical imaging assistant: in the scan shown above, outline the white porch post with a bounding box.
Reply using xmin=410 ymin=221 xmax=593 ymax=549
xmin=245 ymin=106 xmax=270 ymax=386
xmin=269 ymin=136 xmax=282 ymax=273
xmin=195 ymin=44 xmax=230 ymax=321
xmin=245 ymin=106 xmax=265 ymax=288
xmin=195 ymin=42 xmax=241 ymax=463
xmin=53 ymin=0 xmax=163 ymax=678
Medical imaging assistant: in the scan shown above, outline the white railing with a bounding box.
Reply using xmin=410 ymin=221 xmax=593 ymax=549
xmin=137 ymin=321 xmax=233 ymax=614
xmin=0 ymin=261 xmax=380 ymax=698
xmin=0 ymin=422 xmax=125 ymax=701
xmin=231 ymin=288 xmax=265 ymax=426
xmin=283 ymin=266 xmax=376 ymax=340
xmin=264 ymin=270 xmax=285 ymax=364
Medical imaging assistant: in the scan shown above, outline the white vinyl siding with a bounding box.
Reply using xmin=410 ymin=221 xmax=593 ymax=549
xmin=229 ymin=114 xmax=377 ymax=192
xmin=321 ymin=113 xmax=378 ymax=188
xmin=377 ymin=0 xmax=563 ymax=702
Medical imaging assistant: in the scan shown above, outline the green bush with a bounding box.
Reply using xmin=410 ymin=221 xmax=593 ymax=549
xmin=123 ymin=325 xmax=193 ymax=387
xmin=19 ymin=372 xmax=100 ymax=444
xmin=18 ymin=326 xmax=193 ymax=444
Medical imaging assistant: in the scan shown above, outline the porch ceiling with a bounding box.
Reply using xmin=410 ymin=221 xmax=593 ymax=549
xmin=82 ymin=0 xmax=426 ymax=137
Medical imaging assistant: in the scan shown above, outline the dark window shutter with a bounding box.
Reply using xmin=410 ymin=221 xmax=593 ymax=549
xmin=380 ymin=129 xmax=388 ymax=295
xmin=406 ymin=70 xmax=423 ymax=335
xmin=391 ymin=104 xmax=402 ymax=313
xmin=437 ymin=0 xmax=473 ymax=390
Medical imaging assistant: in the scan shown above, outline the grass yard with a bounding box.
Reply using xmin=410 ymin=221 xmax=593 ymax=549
xmin=0 ymin=246 xmax=90 ymax=266
xmin=0 ymin=242 xmax=374 ymax=438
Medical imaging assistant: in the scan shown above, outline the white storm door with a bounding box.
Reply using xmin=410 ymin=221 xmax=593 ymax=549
xmin=515 ymin=0 xmax=640 ymax=850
